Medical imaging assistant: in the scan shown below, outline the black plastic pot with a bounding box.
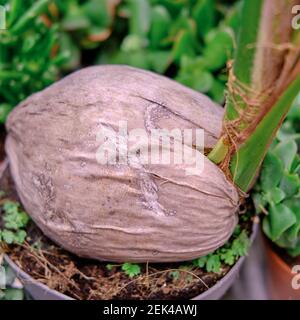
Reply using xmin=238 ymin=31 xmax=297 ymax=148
xmin=4 ymin=222 xmax=258 ymax=300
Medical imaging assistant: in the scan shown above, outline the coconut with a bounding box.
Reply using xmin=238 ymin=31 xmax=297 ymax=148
xmin=5 ymin=65 xmax=239 ymax=262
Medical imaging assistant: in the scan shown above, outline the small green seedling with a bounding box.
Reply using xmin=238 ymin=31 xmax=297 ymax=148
xmin=0 ymin=200 xmax=30 ymax=245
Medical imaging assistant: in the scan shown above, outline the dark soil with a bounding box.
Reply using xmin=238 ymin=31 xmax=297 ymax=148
xmin=0 ymin=164 xmax=254 ymax=300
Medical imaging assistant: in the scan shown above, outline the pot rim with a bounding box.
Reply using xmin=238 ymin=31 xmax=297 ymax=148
xmin=265 ymin=239 xmax=294 ymax=275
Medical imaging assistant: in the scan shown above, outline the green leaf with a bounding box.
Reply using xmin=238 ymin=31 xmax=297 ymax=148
xmin=231 ymin=230 xmax=250 ymax=257
xmin=170 ymin=270 xmax=180 ymax=281
xmin=172 ymin=29 xmax=196 ymax=63
xmin=287 ymin=94 xmax=300 ymax=121
xmin=279 ymin=172 xmax=300 ymax=198
xmin=148 ymin=50 xmax=171 ymax=73
xmin=4 ymin=265 xmax=17 ymax=286
xmin=193 ymin=70 xmax=214 ymax=93
xmin=111 ymin=49 xmax=150 ymax=70
xmin=3 ymin=201 xmax=30 ymax=230
xmin=260 ymin=152 xmax=284 ymax=191
xmin=230 ymin=75 xmax=300 ymax=192
xmin=202 ymin=29 xmax=233 ymax=71
xmin=263 ymin=203 xmax=296 ymax=241
xmin=273 ymin=140 xmax=298 ymax=172
xmin=82 ymin=0 xmax=111 ymax=27
xmin=176 ymin=56 xmax=214 ymax=93
xmin=233 ymin=224 xmax=241 ymax=236
xmin=62 ymin=11 xmax=91 ymax=31
xmin=10 ymin=0 xmax=51 ymax=35
xmin=7 ymin=0 xmax=23 ymax=27
xmin=121 ymin=263 xmax=141 ymax=278
xmin=1 ymin=230 xmax=15 ymax=244
xmin=209 ymin=1 xmax=300 ymax=193
xmin=193 ymin=227 xmax=250 ymax=272
xmin=106 ymin=264 xmax=114 ymax=271
xmin=58 ymin=33 xmax=80 ymax=71
xmin=264 ymin=187 xmax=286 ymax=205
xmin=210 ymin=79 xmax=225 ymax=104
xmin=252 ymin=192 xmax=267 ymax=214
xmin=150 ymin=5 xmax=171 ymax=49
xmin=206 ymin=255 xmax=221 ymax=273
xmin=233 ymin=0 xmax=263 ymax=85
xmin=121 ymin=34 xmax=145 ymax=52
xmin=291 ymin=154 xmax=300 ymax=174
xmin=193 ymin=256 xmax=207 ymax=268
xmin=282 ymin=198 xmax=300 ymax=243
xmin=14 ymin=230 xmax=27 ymax=244
xmin=287 ymin=241 xmax=300 ymax=257
xmin=220 ymin=249 xmax=235 ymax=265
xmin=128 ymin=0 xmax=151 ymax=37
xmin=3 ymin=201 xmax=19 ymax=214
xmin=223 ymin=1 xmax=242 ymax=32
xmin=192 ymin=0 xmax=215 ymax=38
xmin=2 ymin=288 xmax=24 ymax=300
xmin=168 ymin=7 xmax=194 ymax=40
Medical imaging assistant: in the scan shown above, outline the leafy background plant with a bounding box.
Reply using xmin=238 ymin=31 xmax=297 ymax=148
xmin=0 ymin=0 xmax=68 ymax=122
xmin=0 ymin=200 xmax=30 ymax=244
xmin=98 ymin=0 xmax=238 ymax=103
xmin=0 ymin=262 xmax=24 ymax=300
xmin=0 ymin=0 xmax=239 ymax=124
xmin=254 ymin=95 xmax=300 ymax=257
xmin=0 ymin=197 xmax=29 ymax=300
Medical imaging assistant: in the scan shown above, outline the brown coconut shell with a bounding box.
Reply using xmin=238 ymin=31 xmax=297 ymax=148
xmin=5 ymin=65 xmax=239 ymax=262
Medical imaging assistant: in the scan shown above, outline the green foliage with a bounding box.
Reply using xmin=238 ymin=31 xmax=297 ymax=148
xmin=0 ymin=199 xmax=30 ymax=245
xmin=0 ymin=0 xmax=68 ymax=123
xmin=53 ymin=0 xmax=119 ymax=69
xmin=2 ymin=201 xmax=29 ymax=229
xmin=100 ymin=0 xmax=239 ymax=104
xmin=254 ymin=96 xmax=300 ymax=257
xmin=0 ymin=198 xmax=29 ymax=299
xmin=206 ymin=255 xmax=221 ymax=273
xmin=192 ymin=229 xmax=250 ymax=273
xmin=106 ymin=263 xmax=115 ymax=271
xmin=0 ymin=0 xmax=120 ymax=122
xmin=106 ymin=262 xmax=141 ymax=277
xmin=0 ymin=287 xmax=23 ymax=300
xmin=0 ymin=0 xmax=240 ymax=124
xmin=169 ymin=270 xmax=180 ymax=281
xmin=121 ymin=262 xmax=141 ymax=277
xmin=0 ymin=263 xmax=24 ymax=300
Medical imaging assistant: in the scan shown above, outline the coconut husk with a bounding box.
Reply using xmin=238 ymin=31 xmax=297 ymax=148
xmin=5 ymin=66 xmax=239 ymax=262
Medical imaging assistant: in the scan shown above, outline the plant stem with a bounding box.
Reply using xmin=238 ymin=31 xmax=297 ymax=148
xmin=208 ymin=0 xmax=300 ymax=193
